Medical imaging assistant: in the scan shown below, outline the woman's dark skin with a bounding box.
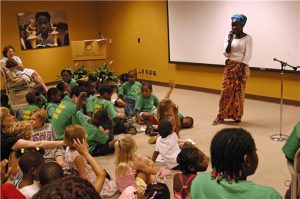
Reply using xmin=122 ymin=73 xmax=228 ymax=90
xmin=225 ymin=21 xmax=247 ymax=54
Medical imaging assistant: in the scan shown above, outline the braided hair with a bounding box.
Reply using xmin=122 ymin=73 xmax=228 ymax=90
xmin=32 ymin=175 xmax=100 ymax=199
xmin=177 ymin=145 xmax=208 ymax=175
xmin=144 ymin=182 xmax=170 ymax=199
xmin=210 ymin=128 xmax=256 ymax=183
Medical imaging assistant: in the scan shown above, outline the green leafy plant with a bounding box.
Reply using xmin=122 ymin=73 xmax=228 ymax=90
xmin=95 ymin=64 xmax=118 ymax=86
xmin=73 ymin=65 xmax=90 ymax=81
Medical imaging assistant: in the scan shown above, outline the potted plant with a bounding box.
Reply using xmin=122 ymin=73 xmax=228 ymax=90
xmin=94 ymin=64 xmax=118 ymax=87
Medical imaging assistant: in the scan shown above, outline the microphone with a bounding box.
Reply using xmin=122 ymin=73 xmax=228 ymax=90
xmin=228 ymin=31 xmax=234 ymax=42
xmin=273 ymin=58 xmax=298 ymax=71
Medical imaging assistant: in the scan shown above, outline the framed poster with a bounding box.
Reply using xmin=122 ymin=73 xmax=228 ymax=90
xmin=17 ymin=11 xmax=69 ymax=50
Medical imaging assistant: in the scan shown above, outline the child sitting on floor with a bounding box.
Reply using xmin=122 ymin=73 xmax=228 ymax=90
xmin=30 ymin=109 xmax=64 ymax=166
xmin=14 ymin=148 xmax=45 ymax=199
xmin=115 ymin=135 xmax=157 ymax=195
xmin=135 ymin=81 xmax=160 ymax=125
xmin=152 ymin=120 xmax=193 ymax=169
xmin=173 ymin=146 xmax=209 ymax=199
xmin=119 ymin=70 xmax=142 ymax=118
xmin=64 ymin=124 xmax=117 ymax=197
xmin=20 ymin=92 xmax=40 ymax=121
xmin=76 ymin=109 xmax=116 ymax=156
xmin=33 ymin=85 xmax=47 ymax=108
xmin=115 ymin=73 xmax=129 ymax=108
xmin=46 ymin=88 xmax=61 ymax=121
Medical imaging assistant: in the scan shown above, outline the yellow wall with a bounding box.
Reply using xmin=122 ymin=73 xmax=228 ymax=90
xmin=1 ymin=1 xmax=299 ymax=101
xmin=1 ymin=1 xmax=99 ymax=86
xmin=97 ymin=1 xmax=300 ymax=101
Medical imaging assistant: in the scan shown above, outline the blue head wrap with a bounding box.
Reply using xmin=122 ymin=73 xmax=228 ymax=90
xmin=231 ymin=14 xmax=247 ymax=27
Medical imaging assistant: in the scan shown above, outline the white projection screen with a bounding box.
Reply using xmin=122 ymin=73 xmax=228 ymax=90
xmin=167 ymin=1 xmax=300 ymax=72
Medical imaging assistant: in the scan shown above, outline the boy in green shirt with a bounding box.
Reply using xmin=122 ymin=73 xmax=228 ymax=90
xmin=86 ymin=85 xmax=124 ymax=119
xmin=135 ymin=81 xmax=159 ymax=124
xmin=21 ymin=92 xmax=40 ymax=121
xmin=50 ymin=85 xmax=87 ymax=140
xmin=61 ymin=68 xmax=77 ymax=90
xmin=119 ymin=70 xmax=142 ymax=117
xmin=76 ymin=109 xmax=116 ymax=156
xmin=46 ymin=87 xmax=61 ymax=121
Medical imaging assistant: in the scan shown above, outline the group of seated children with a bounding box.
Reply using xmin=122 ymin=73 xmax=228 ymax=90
xmin=1 ymin=67 xmax=283 ymax=199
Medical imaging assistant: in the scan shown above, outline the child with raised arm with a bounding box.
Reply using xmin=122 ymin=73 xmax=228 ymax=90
xmin=135 ymin=81 xmax=160 ymax=125
xmin=119 ymin=70 xmax=142 ymax=117
xmin=30 ymin=109 xmax=64 ymax=166
xmin=63 ymin=124 xmax=116 ymax=196
xmin=115 ymin=135 xmax=157 ymax=194
xmin=173 ymin=146 xmax=209 ymax=199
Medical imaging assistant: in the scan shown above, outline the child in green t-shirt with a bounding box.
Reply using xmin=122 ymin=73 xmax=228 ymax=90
xmin=76 ymin=109 xmax=116 ymax=156
xmin=50 ymin=85 xmax=87 ymax=140
xmin=34 ymin=84 xmax=47 ymax=108
xmin=46 ymin=87 xmax=61 ymax=121
xmin=135 ymin=81 xmax=159 ymax=124
xmin=115 ymin=73 xmax=129 ymax=108
xmin=61 ymin=68 xmax=77 ymax=90
xmin=21 ymin=92 xmax=40 ymax=121
xmin=119 ymin=70 xmax=142 ymax=118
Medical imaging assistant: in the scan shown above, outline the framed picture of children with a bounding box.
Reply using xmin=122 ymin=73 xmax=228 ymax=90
xmin=17 ymin=11 xmax=69 ymax=50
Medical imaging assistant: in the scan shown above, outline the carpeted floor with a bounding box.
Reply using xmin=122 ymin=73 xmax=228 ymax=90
xmin=11 ymin=84 xmax=300 ymax=198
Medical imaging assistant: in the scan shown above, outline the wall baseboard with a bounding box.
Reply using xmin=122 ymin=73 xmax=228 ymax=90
xmin=144 ymin=80 xmax=300 ymax=107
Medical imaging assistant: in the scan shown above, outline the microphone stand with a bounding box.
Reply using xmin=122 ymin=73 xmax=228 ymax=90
xmin=270 ymin=58 xmax=297 ymax=141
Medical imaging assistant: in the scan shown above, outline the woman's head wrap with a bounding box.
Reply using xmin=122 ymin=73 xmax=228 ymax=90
xmin=231 ymin=14 xmax=247 ymax=27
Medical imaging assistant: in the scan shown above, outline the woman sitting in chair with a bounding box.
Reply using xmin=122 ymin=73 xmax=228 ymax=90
xmin=4 ymin=59 xmax=34 ymax=88
xmin=1 ymin=45 xmax=48 ymax=92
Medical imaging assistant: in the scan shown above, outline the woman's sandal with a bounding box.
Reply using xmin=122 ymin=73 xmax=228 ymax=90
xmin=212 ymin=118 xmax=224 ymax=125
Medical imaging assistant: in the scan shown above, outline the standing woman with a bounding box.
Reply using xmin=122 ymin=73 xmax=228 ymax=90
xmin=213 ymin=14 xmax=252 ymax=125
xmin=1 ymin=45 xmax=48 ymax=92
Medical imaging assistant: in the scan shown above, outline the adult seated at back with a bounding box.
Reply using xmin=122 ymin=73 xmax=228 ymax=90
xmin=1 ymin=45 xmax=48 ymax=92
xmin=190 ymin=128 xmax=281 ymax=199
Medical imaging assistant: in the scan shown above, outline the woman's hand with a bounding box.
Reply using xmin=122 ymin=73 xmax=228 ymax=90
xmin=168 ymin=80 xmax=175 ymax=89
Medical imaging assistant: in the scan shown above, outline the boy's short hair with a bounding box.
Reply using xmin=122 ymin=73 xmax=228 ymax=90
xmin=119 ymin=73 xmax=129 ymax=83
xmin=35 ymin=12 xmax=51 ymax=22
xmin=98 ymin=85 xmax=113 ymax=95
xmin=47 ymin=87 xmax=60 ymax=102
xmin=18 ymin=149 xmax=45 ymax=174
xmin=26 ymin=92 xmax=37 ymax=104
xmin=158 ymin=120 xmax=173 ymax=138
xmin=39 ymin=162 xmax=64 ymax=187
xmin=60 ymin=68 xmax=72 ymax=76
xmin=88 ymin=74 xmax=98 ymax=82
xmin=142 ymin=81 xmax=153 ymax=91
xmin=56 ymin=81 xmax=66 ymax=92
xmin=93 ymin=110 xmax=110 ymax=126
xmin=5 ymin=59 xmax=18 ymax=69
xmin=182 ymin=116 xmax=194 ymax=128
xmin=128 ymin=69 xmax=137 ymax=77
xmin=70 ymin=85 xmax=87 ymax=97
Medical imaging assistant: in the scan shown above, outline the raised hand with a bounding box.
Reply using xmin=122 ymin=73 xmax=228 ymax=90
xmin=73 ymin=138 xmax=89 ymax=156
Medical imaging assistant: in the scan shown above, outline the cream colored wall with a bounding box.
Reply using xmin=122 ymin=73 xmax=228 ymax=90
xmin=1 ymin=1 xmax=99 ymax=87
xmin=96 ymin=1 xmax=300 ymax=101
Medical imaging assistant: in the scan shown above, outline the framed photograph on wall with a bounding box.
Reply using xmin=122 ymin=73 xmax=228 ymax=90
xmin=17 ymin=11 xmax=69 ymax=50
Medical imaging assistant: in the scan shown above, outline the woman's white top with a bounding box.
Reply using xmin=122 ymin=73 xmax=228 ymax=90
xmin=223 ymin=34 xmax=253 ymax=65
